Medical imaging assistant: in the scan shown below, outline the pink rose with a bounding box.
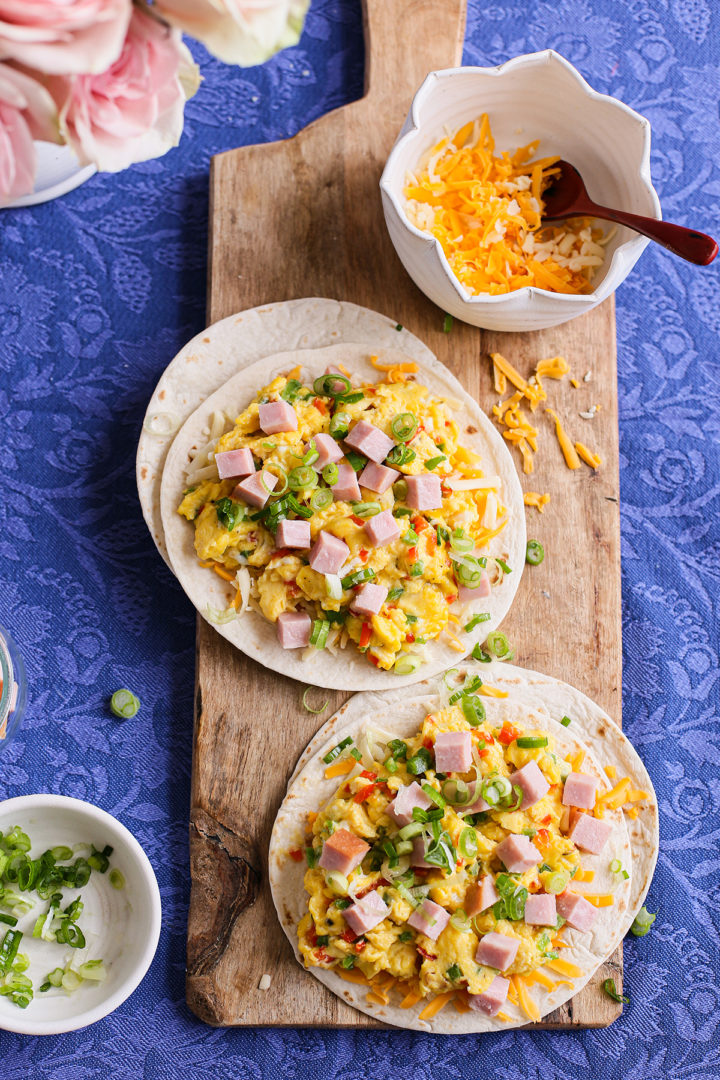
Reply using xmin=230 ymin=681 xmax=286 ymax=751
xmin=152 ymin=0 xmax=309 ymax=66
xmin=0 ymin=0 xmax=132 ymax=75
xmin=48 ymin=7 xmax=200 ymax=174
xmin=0 ymin=61 xmax=59 ymax=202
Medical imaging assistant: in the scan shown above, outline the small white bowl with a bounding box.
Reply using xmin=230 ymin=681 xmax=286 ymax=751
xmin=380 ymin=50 xmax=661 ymax=332
xmin=0 ymin=795 xmax=161 ymax=1035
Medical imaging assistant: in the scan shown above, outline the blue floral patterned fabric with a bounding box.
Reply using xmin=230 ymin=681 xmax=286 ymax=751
xmin=1 ymin=0 xmax=719 ymax=1076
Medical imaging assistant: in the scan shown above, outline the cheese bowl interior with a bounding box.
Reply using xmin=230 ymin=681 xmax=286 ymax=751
xmin=380 ymin=50 xmax=661 ymax=332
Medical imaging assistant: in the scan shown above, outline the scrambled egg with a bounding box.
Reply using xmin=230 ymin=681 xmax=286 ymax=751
xmin=296 ymin=708 xmax=585 ymax=1004
xmin=178 ymin=368 xmax=510 ymax=670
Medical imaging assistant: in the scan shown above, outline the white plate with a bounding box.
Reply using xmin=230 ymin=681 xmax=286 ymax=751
xmin=3 ymin=142 xmax=96 ymax=210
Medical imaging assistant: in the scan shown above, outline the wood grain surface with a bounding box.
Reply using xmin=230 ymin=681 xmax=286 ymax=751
xmin=186 ymin=0 xmax=624 ymax=1028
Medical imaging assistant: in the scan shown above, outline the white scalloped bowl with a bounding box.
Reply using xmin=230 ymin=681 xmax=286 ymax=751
xmin=380 ymin=51 xmax=661 ymax=332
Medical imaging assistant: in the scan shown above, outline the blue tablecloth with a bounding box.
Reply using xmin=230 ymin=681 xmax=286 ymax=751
xmin=2 ymin=1 xmax=719 ymax=1076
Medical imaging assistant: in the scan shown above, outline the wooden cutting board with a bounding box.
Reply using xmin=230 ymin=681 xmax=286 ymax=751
xmin=186 ymin=0 xmax=623 ymax=1028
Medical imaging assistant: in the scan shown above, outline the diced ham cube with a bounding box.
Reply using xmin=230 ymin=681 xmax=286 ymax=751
xmin=568 ymin=812 xmax=613 ymax=854
xmin=524 ymin=893 xmax=557 ymax=926
xmin=344 ymin=420 xmax=395 ymax=463
xmin=350 ymin=583 xmax=388 ymax=616
xmin=556 ymin=890 xmax=598 ymax=932
xmin=475 ymin=931 xmax=519 ymax=971
xmin=364 ymin=509 xmax=401 ymax=548
xmin=215 ymin=448 xmax=254 ymax=480
xmin=512 ymin=760 xmax=550 ymax=809
xmin=308 ymin=530 xmax=350 ymax=575
xmin=411 ymin=836 xmax=433 ymax=869
xmin=311 ymin=434 xmax=344 ymax=470
xmin=331 ymin=463 xmax=361 ymax=502
xmin=275 ymin=519 xmax=311 ymax=549
xmin=466 ymin=789 xmax=491 ymax=814
xmin=258 ymin=400 xmax=298 ymax=434
xmin=276 ymin=611 xmax=311 ymax=649
xmin=386 ymin=782 xmax=433 ymax=827
xmin=433 ymin=731 xmax=472 ymax=774
xmin=494 ymin=833 xmax=542 ymax=873
xmin=456 ymin=570 xmax=491 ymax=603
xmin=468 ymin=975 xmax=510 ymax=1017
xmin=562 ymin=772 xmax=599 ymax=810
xmin=342 ymin=890 xmax=389 ymax=936
xmin=233 ymin=470 xmax=277 ymax=509
xmin=407 ymin=899 xmax=450 ymax=941
xmin=318 ymin=829 xmax=369 ymax=876
xmin=465 ymin=876 xmax=499 ymax=917
xmin=405 ymin=474 xmax=443 ymax=511
xmin=358 ymin=461 xmax=400 ymax=494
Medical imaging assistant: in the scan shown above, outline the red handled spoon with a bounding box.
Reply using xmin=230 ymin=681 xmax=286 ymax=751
xmin=541 ymin=161 xmax=718 ymax=266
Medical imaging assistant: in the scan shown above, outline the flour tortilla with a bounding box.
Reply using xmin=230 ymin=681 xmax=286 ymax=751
xmin=269 ymin=661 xmax=658 ymax=1033
xmin=159 ymin=343 xmax=525 ymax=691
xmin=137 ymin=299 xmax=437 ymax=569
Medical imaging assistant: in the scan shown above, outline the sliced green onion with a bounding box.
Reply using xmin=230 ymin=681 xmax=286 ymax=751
xmin=526 ymin=539 xmax=545 ymax=565
xmin=280 ymin=379 xmax=303 ymax=403
xmin=464 ymin=613 xmax=491 ymax=631
xmin=390 ymin=412 xmax=418 ymax=442
xmin=485 ymin=630 xmax=514 ymax=660
xmin=383 ymin=756 xmax=399 ymax=774
xmin=560 ymin=715 xmax=572 ymax=727
xmin=325 ymin=574 xmax=343 ymax=600
xmin=323 ymin=736 xmax=353 ymax=764
xmin=263 ymin=441 xmax=277 ymax=451
xmin=310 ymin=622 xmax=330 ymax=643
xmin=421 ymin=783 xmax=447 ymax=809
xmin=345 ymin=450 xmax=367 ymax=472
xmin=394 ymin=655 xmax=421 ymax=676
xmin=406 ymin=747 xmax=432 ymax=775
xmin=446 ymin=962 xmax=463 ymax=981
xmin=443 ymin=314 xmax=453 ymax=333
xmin=424 ymin=455 xmax=446 ymax=471
xmin=630 ymin=906 xmax=656 ymax=937
xmin=449 ymin=910 xmax=472 ymax=933
xmin=341 ymin=568 xmax=376 ymax=589
xmin=410 ymin=561 xmax=424 ymax=577
xmin=329 ymin=412 xmax=350 ymax=439
xmin=387 ymin=586 xmax=404 ymax=602
xmin=388 ymin=739 xmax=408 ymax=761
xmin=402 ymin=528 xmax=419 ymax=544
xmin=496 ymin=558 xmax=512 ymax=574
xmin=313 ymin=373 xmax=351 ymax=398
xmin=50 ymin=846 xmax=73 ymax=861
xmin=288 ymin=465 xmax=318 ymax=491
xmin=610 ymin=859 xmax=622 ymax=874
xmin=603 ymin=978 xmax=629 ymax=1004
xmin=302 ymin=687 xmax=328 ymax=715
xmin=351 ymin=501 xmax=381 ymax=518
xmin=392 ymin=478 xmax=408 ymax=500
xmin=77 ymin=960 xmax=107 ymax=982
xmin=304 ymin=847 xmax=319 ymax=868
xmin=544 ymin=871 xmax=569 ymax=894
xmin=109 ymin=869 xmax=125 ymax=890
xmin=337 ymin=390 xmax=364 ymax=405
xmin=387 ymin=445 xmax=416 ymax=466
xmin=459 ymin=828 xmax=478 ymax=859
xmin=61 ymin=969 xmax=82 ymax=993
xmin=110 ymin=689 xmax=140 ymax=719
xmin=340 ymin=955 xmax=355 ymax=969
xmin=516 ymin=736 xmax=548 ymax=749
xmin=322 ymin=463 xmax=339 ymax=486
xmin=0 ymin=914 xmax=18 ymax=927
xmin=397 ymin=822 xmax=424 ymax=841
xmin=461 ymin=695 xmax=485 ymax=727
xmin=301 ymin=444 xmax=320 ymax=467
xmin=310 ymin=487 xmax=333 ymax=511
xmin=325 ymin=871 xmax=349 ymax=896
xmin=214 ymin=496 xmax=246 ymax=531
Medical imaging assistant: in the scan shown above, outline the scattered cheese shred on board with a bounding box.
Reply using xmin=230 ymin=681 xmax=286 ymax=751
xmin=546 ymin=408 xmax=582 ymax=469
xmin=575 ymin=441 xmax=602 ymax=469
xmin=403 ymin=115 xmax=603 ymax=296
xmin=523 ymin=491 xmax=551 ymax=512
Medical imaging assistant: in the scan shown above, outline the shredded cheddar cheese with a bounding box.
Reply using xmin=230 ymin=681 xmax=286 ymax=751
xmin=324 ymin=759 xmax=355 ymax=780
xmin=370 ymin=355 xmax=419 ymax=383
xmin=575 ymin=441 xmax=602 ymax=469
xmin=604 ymin=765 xmax=617 ymax=780
xmin=512 ymin=975 xmax=541 ymax=1020
xmin=479 ymin=684 xmax=509 ymax=698
xmin=417 ymin=991 xmax=455 ymax=1020
xmin=546 ymin=958 xmax=584 ymax=979
xmin=403 ymin=115 xmax=604 ymax=295
xmin=523 ymin=491 xmax=551 ymax=512
xmin=574 ymin=868 xmax=595 ymax=883
xmin=581 ymin=894 xmax=615 ymax=908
